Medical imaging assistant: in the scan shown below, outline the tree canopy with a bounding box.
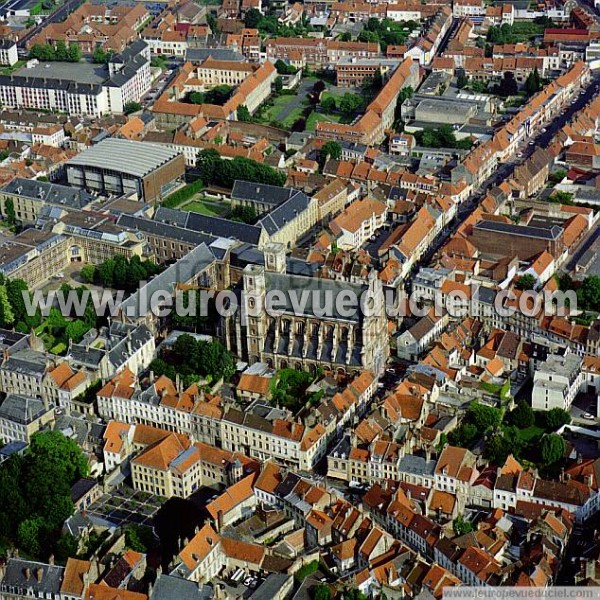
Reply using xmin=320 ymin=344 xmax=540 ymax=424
xmin=540 ymin=433 xmax=566 ymax=467
xmin=29 ymin=41 xmax=81 ymax=62
xmin=0 ymin=431 xmax=88 ymax=560
xmin=150 ymin=333 xmax=236 ymax=386
xmin=196 ymin=149 xmax=286 ymax=188
xmin=92 ymin=255 xmax=161 ymax=291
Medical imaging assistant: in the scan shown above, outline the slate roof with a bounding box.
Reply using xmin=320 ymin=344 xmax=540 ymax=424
xmin=155 ymin=207 xmax=263 ymax=245
xmin=1 ymin=178 xmax=94 ymax=209
xmin=263 ymin=271 xmax=368 ymax=322
xmin=0 ymin=558 xmax=64 ymax=595
xmin=257 ymin=189 xmax=312 ymax=236
xmin=232 ymin=180 xmax=296 ymax=206
xmin=473 ymin=220 xmax=563 ymax=240
xmin=150 ymin=574 xmax=213 ymax=600
xmin=119 ymin=243 xmax=215 ymax=319
xmin=117 ymin=214 xmax=217 ymax=247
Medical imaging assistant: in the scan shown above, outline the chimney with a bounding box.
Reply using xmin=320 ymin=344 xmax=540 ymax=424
xmin=25 ymin=567 xmax=31 ymax=580
xmin=48 ymin=554 xmax=54 ymax=566
xmin=36 ymin=568 xmax=43 ymax=583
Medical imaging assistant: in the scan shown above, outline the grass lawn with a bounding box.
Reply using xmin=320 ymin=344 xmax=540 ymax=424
xmin=321 ymin=88 xmax=348 ymax=101
xmin=0 ymin=60 xmax=24 ymax=76
xmin=505 ymin=20 xmax=547 ymax=43
xmin=515 ymin=425 xmax=544 ymax=443
xmin=184 ymin=198 xmax=229 ymax=217
xmin=260 ymin=95 xmax=303 ymax=124
xmin=306 ymin=111 xmax=341 ymax=131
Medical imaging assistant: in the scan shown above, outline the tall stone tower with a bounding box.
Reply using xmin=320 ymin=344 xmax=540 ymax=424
xmin=242 ymin=264 xmax=267 ymax=364
xmin=264 ymin=242 xmax=286 ymax=273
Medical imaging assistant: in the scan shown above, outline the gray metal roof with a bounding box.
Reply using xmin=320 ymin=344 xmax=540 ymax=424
xmin=66 ymin=139 xmax=182 ymax=179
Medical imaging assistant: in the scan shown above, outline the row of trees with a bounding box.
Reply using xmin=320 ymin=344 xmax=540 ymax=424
xmin=414 ymin=125 xmax=473 ymax=151
xmin=319 ymin=93 xmax=366 ymax=119
xmin=188 ymin=85 xmax=233 ymax=106
xmin=556 ymin=273 xmax=600 ymax=314
xmin=92 ymin=47 xmax=113 ymax=64
xmin=245 ymin=8 xmax=315 ymax=37
xmin=449 ymin=399 xmax=571 ymax=470
xmin=0 ymin=276 xmax=42 ymax=333
xmin=150 ymin=333 xmax=236 ymax=386
xmin=357 ymin=17 xmax=415 ymax=52
xmin=81 ymin=255 xmax=162 ymax=292
xmin=29 ymin=41 xmax=81 ymax=62
xmin=196 ymin=149 xmax=286 ymax=188
xmin=0 ymin=431 xmax=88 ymax=560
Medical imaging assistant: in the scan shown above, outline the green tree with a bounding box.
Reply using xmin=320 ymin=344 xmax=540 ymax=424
xmin=124 ymin=525 xmax=153 ymax=552
xmin=244 ymin=7 xmax=262 ymax=28
xmin=457 ymin=71 xmax=469 ymax=89
xmin=196 ymin=148 xmax=221 ymax=183
xmin=320 ymin=141 xmax=342 ymax=165
xmin=496 ymin=72 xmax=518 ymax=97
xmin=540 ymin=433 xmax=566 ymax=466
xmin=149 ymin=358 xmax=177 ymax=381
xmin=4 ymin=197 xmax=16 ymax=226
xmin=92 ymin=47 xmax=111 ymax=63
xmin=26 ymin=430 xmax=89 ymax=484
xmin=448 ymin=422 xmax=478 ymax=448
xmin=467 ymin=401 xmax=502 ymax=432
xmin=548 ymin=190 xmax=574 ymax=205
xmin=230 ymin=205 xmax=257 ymax=224
xmin=516 ymin=274 xmax=536 ymax=290
xmin=508 ymin=402 xmax=534 ymax=429
xmin=274 ymin=59 xmax=297 ymax=75
xmin=484 ymin=429 xmax=519 ymax=465
xmin=525 ymin=67 xmax=541 ymax=96
xmin=577 ymin=275 xmax=600 ymax=312
xmin=65 ymin=320 xmax=89 ymax=343
xmin=314 ymin=585 xmax=332 ymax=600
xmin=54 ymin=533 xmax=78 ymax=563
xmin=80 ymin=264 xmax=96 ymax=284
xmin=66 ymin=43 xmax=82 ymax=62
xmin=205 ymin=85 xmax=233 ymax=104
xmin=0 ymin=286 xmax=15 ymax=328
xmin=8 ymin=279 xmax=41 ymax=331
xmin=46 ymin=307 xmax=67 ymax=337
xmin=358 ymin=29 xmax=379 ymax=43
xmin=320 ymin=96 xmax=336 ymax=112
xmin=338 ymin=93 xmax=365 ymax=118
xmin=237 ymin=105 xmax=252 ymax=122
xmin=274 ymin=76 xmax=283 ymax=93
xmin=198 ymin=340 xmax=235 ymax=381
xmin=453 ymin=515 xmax=474 ymax=536
xmin=112 ymin=255 xmax=129 ymax=289
xmin=544 ymin=407 xmax=571 ymax=431
xmin=339 ymin=32 xmax=352 ymax=41
xmin=124 ymin=101 xmax=142 ymax=115
xmin=96 ymin=258 xmax=115 ymax=287
xmin=18 ymin=517 xmax=45 ymax=557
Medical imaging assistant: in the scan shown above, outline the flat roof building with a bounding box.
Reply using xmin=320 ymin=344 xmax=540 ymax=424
xmin=66 ymin=139 xmax=185 ymax=203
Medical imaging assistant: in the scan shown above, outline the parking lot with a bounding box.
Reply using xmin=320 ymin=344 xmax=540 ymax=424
xmin=87 ymin=488 xmax=167 ymax=527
